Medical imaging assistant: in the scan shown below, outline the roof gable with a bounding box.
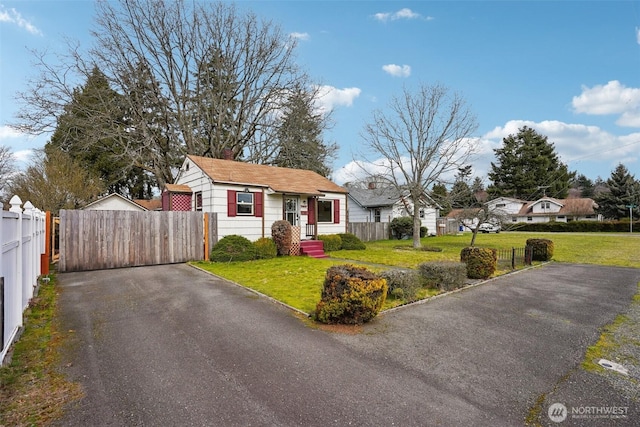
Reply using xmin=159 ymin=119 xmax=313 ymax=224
xmin=83 ymin=193 xmax=148 ymax=211
xmin=185 ymin=155 xmax=347 ymax=195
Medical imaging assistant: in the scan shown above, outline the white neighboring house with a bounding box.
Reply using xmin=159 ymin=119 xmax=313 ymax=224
xmin=447 ymin=196 xmax=602 ymax=231
xmin=487 ymin=196 xmax=602 ymax=224
xmin=83 ymin=193 xmax=149 ymax=211
xmin=347 ymin=184 xmax=440 ymax=236
xmin=169 ymin=155 xmax=349 ymax=242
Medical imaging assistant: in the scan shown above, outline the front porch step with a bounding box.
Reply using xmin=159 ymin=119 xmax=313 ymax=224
xmin=300 ymin=240 xmax=328 ymax=258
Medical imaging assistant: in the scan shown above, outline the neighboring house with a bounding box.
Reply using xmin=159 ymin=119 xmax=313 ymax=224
xmin=347 ymin=184 xmax=439 ymax=236
xmin=446 ymin=196 xmax=602 ymax=230
xmin=487 ymin=196 xmax=602 ymax=224
xmin=169 ymin=155 xmax=348 ymax=242
xmin=83 ymin=193 xmax=149 ymax=211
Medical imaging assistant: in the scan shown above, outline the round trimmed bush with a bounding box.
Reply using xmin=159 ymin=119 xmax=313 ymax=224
xmin=271 ymin=220 xmax=292 ymax=256
xmin=390 ymin=216 xmax=413 ymax=239
xmin=211 ymin=235 xmax=256 ymax=262
xmin=318 ymin=234 xmax=342 ymax=252
xmin=463 ymin=247 xmax=497 ymax=279
xmin=253 ymin=237 xmax=277 ymax=259
xmin=380 ymin=269 xmax=422 ymax=302
xmin=526 ymin=238 xmax=554 ymax=261
xmin=313 ymin=264 xmax=388 ymax=325
xmin=337 ymin=233 xmax=366 ymax=250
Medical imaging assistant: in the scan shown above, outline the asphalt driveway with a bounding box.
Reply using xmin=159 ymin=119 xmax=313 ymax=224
xmin=55 ymin=263 xmax=640 ymax=426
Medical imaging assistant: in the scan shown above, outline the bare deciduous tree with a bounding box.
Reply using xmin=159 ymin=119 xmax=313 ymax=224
xmin=0 ymin=145 xmax=16 ymax=206
xmin=8 ymin=149 xmax=104 ymax=214
xmin=13 ymin=0 xmax=306 ymax=189
xmin=361 ymin=83 xmax=479 ymax=248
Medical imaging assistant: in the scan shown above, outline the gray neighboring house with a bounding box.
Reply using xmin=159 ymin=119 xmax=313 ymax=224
xmin=347 ymin=184 xmax=439 ymax=236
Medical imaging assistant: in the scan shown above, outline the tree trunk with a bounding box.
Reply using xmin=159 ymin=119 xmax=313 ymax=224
xmin=412 ymin=211 xmax=422 ymax=249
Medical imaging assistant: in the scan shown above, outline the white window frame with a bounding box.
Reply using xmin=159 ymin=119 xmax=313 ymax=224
xmin=237 ymin=192 xmax=254 ymax=215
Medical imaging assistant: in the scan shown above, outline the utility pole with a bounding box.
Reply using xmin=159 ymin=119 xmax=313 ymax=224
xmin=626 ymin=204 xmax=637 ymax=233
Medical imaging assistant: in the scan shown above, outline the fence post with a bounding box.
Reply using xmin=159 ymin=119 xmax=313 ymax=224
xmin=9 ymin=196 xmax=23 ymax=327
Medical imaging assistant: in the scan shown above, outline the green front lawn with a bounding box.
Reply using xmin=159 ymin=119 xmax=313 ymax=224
xmin=193 ymin=232 xmax=640 ymax=315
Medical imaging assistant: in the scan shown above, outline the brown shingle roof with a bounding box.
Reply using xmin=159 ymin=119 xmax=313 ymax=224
xmin=164 ymin=183 xmax=192 ymax=193
xmin=187 ymin=155 xmax=347 ymax=196
xmin=518 ymin=198 xmax=598 ymax=216
xmin=133 ymin=198 xmax=163 ymax=211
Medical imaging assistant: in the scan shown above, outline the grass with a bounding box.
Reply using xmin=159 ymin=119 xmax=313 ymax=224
xmin=0 ymin=273 xmax=83 ymax=426
xmin=195 ymin=231 xmax=640 ymax=315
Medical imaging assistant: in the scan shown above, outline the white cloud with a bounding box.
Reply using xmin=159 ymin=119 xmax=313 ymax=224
xmin=572 ymin=80 xmax=640 ymax=127
xmin=0 ymin=5 xmax=42 ymax=35
xmin=636 ymin=27 xmax=640 ymax=45
xmin=483 ymin=119 xmax=640 ymax=171
xmin=382 ymin=64 xmax=411 ymax=77
xmin=13 ymin=149 xmax=32 ymax=163
xmin=290 ymin=32 xmax=309 ymax=41
xmin=373 ymin=8 xmax=431 ymax=23
xmin=0 ymin=125 xmax=23 ymax=140
xmin=315 ymin=85 xmax=361 ymax=113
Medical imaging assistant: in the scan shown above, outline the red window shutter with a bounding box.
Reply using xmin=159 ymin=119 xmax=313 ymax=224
xmin=307 ymin=197 xmax=316 ymax=224
xmin=227 ymin=190 xmax=237 ymax=217
xmin=333 ymin=199 xmax=340 ymax=224
xmin=254 ymin=192 xmax=263 ymax=217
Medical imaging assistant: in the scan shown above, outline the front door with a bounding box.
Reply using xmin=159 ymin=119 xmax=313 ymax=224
xmin=285 ymin=196 xmax=299 ymax=226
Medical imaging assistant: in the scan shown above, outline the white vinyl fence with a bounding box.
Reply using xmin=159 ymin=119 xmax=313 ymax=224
xmin=1 ymin=195 xmax=46 ymax=365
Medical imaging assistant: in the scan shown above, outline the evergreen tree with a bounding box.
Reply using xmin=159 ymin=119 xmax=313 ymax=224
xmin=431 ymin=182 xmax=451 ymax=216
xmin=487 ymin=126 xmax=574 ymax=200
xmin=47 ymin=66 xmax=153 ymax=197
xmin=595 ymin=164 xmax=640 ymax=220
xmin=572 ymin=174 xmax=595 ymax=198
xmin=450 ymin=166 xmax=475 ymax=208
xmin=274 ymin=85 xmax=337 ymax=177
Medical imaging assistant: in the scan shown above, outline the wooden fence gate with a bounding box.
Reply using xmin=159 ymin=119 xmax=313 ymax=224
xmin=59 ymin=210 xmax=217 ymax=272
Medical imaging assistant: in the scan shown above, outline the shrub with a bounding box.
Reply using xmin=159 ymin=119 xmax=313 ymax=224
xmin=271 ymin=220 xmax=292 ymax=256
xmin=462 ymin=247 xmax=497 ymax=279
xmin=210 ymin=235 xmax=256 ymax=262
xmin=380 ymin=269 xmax=423 ymax=302
xmin=390 ymin=216 xmax=414 ymax=239
xmin=317 ymin=234 xmax=342 ymax=252
xmin=418 ymin=261 xmax=467 ymax=292
xmin=337 ymin=233 xmax=366 ymax=250
xmin=253 ymin=237 xmax=277 ymax=259
xmin=526 ymin=238 xmax=554 ymax=261
xmin=313 ymin=264 xmax=388 ymax=325
xmin=420 ymin=226 xmax=428 ymax=238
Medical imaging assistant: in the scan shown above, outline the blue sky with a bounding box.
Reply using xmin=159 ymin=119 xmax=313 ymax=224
xmin=2 ymin=1 xmax=640 ymax=187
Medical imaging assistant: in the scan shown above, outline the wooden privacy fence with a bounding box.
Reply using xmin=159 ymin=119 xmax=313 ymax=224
xmin=1 ymin=196 xmax=46 ymax=364
xmin=59 ymin=210 xmax=217 ymax=272
xmin=348 ymin=222 xmax=390 ymax=242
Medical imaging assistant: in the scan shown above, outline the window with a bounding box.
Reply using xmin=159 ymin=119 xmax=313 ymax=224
xmin=496 ymin=203 xmax=506 ymax=208
xmin=195 ymin=191 xmax=203 ymax=211
xmin=317 ymin=199 xmax=340 ymax=223
xmin=237 ymin=192 xmax=254 ymax=215
xmin=512 ymin=217 xmax=517 ymax=222
xmin=419 ymin=208 xmax=425 ymax=219
xmin=374 ymin=208 xmax=381 ymax=223
xmin=227 ymin=190 xmax=263 ymax=217
xmin=527 ymin=216 xmax=532 ymax=221
xmin=318 ymin=200 xmax=333 ymax=222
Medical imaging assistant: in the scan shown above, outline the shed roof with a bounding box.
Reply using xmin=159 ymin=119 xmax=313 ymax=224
xmin=186 ymin=155 xmax=347 ymax=196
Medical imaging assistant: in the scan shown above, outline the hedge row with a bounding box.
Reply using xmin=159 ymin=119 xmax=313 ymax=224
xmin=515 ymin=220 xmax=639 ymax=233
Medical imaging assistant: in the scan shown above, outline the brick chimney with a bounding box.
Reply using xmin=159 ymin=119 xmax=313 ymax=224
xmin=223 ymin=148 xmax=234 ymax=160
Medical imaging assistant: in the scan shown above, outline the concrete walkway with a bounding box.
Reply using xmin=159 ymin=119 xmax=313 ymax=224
xmin=54 ymin=263 xmax=640 ymax=426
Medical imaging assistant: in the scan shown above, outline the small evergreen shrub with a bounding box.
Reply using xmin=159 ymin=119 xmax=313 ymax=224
xmin=420 ymin=226 xmax=428 ymax=238
xmin=211 ymin=235 xmax=256 ymax=262
xmin=460 ymin=246 xmax=473 ymax=263
xmin=390 ymin=216 xmax=414 ymax=239
xmin=418 ymin=261 xmax=467 ymax=292
xmin=253 ymin=237 xmax=277 ymax=259
xmin=526 ymin=238 xmax=554 ymax=261
xmin=317 ymin=234 xmax=342 ymax=252
xmin=463 ymin=247 xmax=498 ymax=279
xmin=271 ymin=220 xmax=292 ymax=256
xmin=380 ymin=269 xmax=423 ymax=302
xmin=337 ymin=233 xmax=366 ymax=250
xmin=313 ymin=264 xmax=388 ymax=325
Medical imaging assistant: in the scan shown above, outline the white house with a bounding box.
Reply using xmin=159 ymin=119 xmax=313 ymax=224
xmin=83 ymin=193 xmax=149 ymax=211
xmin=347 ymin=184 xmax=439 ymax=236
xmin=169 ymin=155 xmax=348 ymax=242
xmin=486 ymin=196 xmax=602 ymax=224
